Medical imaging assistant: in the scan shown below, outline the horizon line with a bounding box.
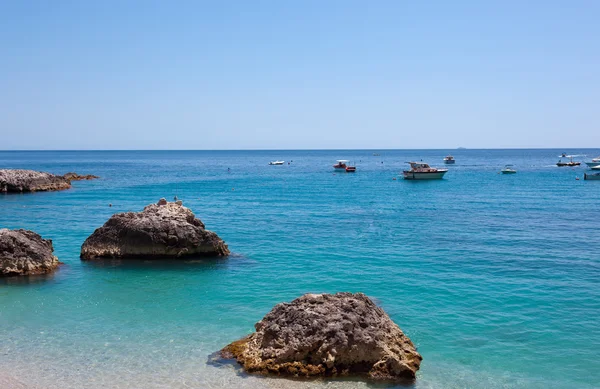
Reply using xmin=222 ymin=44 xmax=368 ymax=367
xmin=0 ymin=147 xmax=598 ymax=152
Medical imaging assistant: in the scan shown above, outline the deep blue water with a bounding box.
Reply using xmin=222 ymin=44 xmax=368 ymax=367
xmin=0 ymin=150 xmax=599 ymax=389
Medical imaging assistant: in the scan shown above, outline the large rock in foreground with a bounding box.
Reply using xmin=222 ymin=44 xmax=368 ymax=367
xmin=80 ymin=202 xmax=230 ymax=260
xmin=0 ymin=229 xmax=60 ymax=276
xmin=0 ymin=169 xmax=71 ymax=193
xmin=221 ymin=292 xmax=422 ymax=381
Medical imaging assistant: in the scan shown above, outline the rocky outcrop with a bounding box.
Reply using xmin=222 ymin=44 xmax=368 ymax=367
xmin=0 ymin=169 xmax=99 ymax=193
xmin=80 ymin=201 xmax=230 ymax=260
xmin=62 ymin=172 xmax=99 ymax=181
xmin=0 ymin=169 xmax=71 ymax=193
xmin=221 ymin=292 xmax=422 ymax=382
xmin=0 ymin=229 xmax=60 ymax=276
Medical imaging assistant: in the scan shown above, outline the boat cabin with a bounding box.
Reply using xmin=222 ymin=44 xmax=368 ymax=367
xmin=333 ymin=160 xmax=349 ymax=169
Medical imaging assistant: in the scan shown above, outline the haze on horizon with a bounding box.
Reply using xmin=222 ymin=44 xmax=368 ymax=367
xmin=1 ymin=1 xmax=599 ymax=150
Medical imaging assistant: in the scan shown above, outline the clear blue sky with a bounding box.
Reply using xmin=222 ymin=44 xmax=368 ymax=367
xmin=1 ymin=1 xmax=599 ymax=150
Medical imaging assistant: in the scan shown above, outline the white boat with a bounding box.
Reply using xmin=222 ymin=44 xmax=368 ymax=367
xmin=443 ymin=155 xmax=456 ymax=164
xmin=269 ymin=160 xmax=285 ymax=165
xmin=501 ymin=165 xmax=517 ymax=174
xmin=402 ymin=162 xmax=448 ymax=180
xmin=591 ymin=165 xmax=600 ymax=170
xmin=333 ymin=160 xmax=349 ymax=170
xmin=585 ymin=156 xmax=600 ymax=167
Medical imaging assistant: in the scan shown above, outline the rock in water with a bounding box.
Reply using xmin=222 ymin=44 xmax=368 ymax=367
xmin=0 ymin=169 xmax=71 ymax=193
xmin=0 ymin=229 xmax=60 ymax=276
xmin=221 ymin=292 xmax=422 ymax=381
xmin=80 ymin=202 xmax=230 ymax=260
xmin=62 ymin=172 xmax=99 ymax=181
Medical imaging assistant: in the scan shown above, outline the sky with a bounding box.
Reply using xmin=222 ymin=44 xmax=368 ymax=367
xmin=1 ymin=0 xmax=599 ymax=150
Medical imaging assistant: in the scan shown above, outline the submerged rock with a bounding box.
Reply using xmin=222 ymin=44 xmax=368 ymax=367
xmin=0 ymin=169 xmax=71 ymax=193
xmin=62 ymin=172 xmax=99 ymax=181
xmin=80 ymin=202 xmax=230 ymax=260
xmin=0 ymin=229 xmax=60 ymax=276
xmin=221 ymin=292 xmax=422 ymax=381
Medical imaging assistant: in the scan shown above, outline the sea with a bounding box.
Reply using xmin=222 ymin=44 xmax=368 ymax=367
xmin=0 ymin=149 xmax=599 ymax=389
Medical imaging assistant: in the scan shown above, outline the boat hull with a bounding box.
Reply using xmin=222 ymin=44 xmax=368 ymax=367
xmin=584 ymin=173 xmax=600 ymax=180
xmin=444 ymin=160 xmax=455 ymax=164
xmin=403 ymin=171 xmax=447 ymax=180
xmin=501 ymin=170 xmax=516 ymax=174
xmin=585 ymin=162 xmax=600 ymax=167
xmin=557 ymin=162 xmax=580 ymax=167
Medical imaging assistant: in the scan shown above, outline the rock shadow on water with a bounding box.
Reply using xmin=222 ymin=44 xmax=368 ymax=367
xmin=206 ymin=351 xmax=417 ymax=389
xmin=80 ymin=252 xmax=250 ymax=273
xmin=0 ymin=271 xmax=58 ymax=286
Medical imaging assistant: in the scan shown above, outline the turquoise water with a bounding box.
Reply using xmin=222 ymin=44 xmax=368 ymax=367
xmin=0 ymin=150 xmax=599 ymax=389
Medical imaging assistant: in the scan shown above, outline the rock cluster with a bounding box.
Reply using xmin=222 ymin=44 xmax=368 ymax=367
xmin=0 ymin=229 xmax=60 ymax=276
xmin=62 ymin=172 xmax=99 ymax=181
xmin=221 ymin=292 xmax=422 ymax=381
xmin=80 ymin=201 xmax=230 ymax=259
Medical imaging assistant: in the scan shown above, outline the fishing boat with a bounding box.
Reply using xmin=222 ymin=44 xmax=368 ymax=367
xmin=501 ymin=165 xmax=517 ymax=174
xmin=333 ymin=160 xmax=349 ymax=170
xmin=584 ymin=173 xmax=600 ymax=180
xmin=402 ymin=162 xmax=448 ymax=180
xmin=269 ymin=160 xmax=285 ymax=165
xmin=443 ymin=155 xmax=456 ymax=164
xmin=556 ymin=155 xmax=581 ymax=167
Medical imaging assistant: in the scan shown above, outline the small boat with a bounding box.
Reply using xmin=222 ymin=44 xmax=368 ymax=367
xmin=443 ymin=155 xmax=456 ymax=164
xmin=373 ymin=153 xmax=381 ymax=156
xmin=402 ymin=162 xmax=448 ymax=180
xmin=269 ymin=161 xmax=285 ymax=165
xmin=333 ymin=160 xmax=349 ymax=170
xmin=585 ymin=156 xmax=600 ymax=167
xmin=345 ymin=162 xmax=356 ymax=173
xmin=556 ymin=155 xmax=581 ymax=167
xmin=584 ymin=173 xmax=600 ymax=180
xmin=501 ymin=165 xmax=517 ymax=174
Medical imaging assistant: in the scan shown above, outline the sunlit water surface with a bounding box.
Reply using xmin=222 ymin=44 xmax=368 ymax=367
xmin=1 ymin=150 xmax=599 ymax=389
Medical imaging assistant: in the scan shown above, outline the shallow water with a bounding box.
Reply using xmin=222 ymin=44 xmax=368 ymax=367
xmin=0 ymin=150 xmax=599 ymax=389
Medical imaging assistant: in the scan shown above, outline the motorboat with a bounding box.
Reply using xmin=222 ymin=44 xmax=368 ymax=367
xmin=403 ymin=162 xmax=448 ymax=180
xmin=591 ymin=165 xmax=600 ymax=171
xmin=333 ymin=160 xmax=349 ymax=170
xmin=345 ymin=166 xmax=356 ymax=172
xmin=585 ymin=156 xmax=600 ymax=167
xmin=443 ymin=155 xmax=456 ymax=164
xmin=584 ymin=173 xmax=600 ymax=180
xmin=556 ymin=155 xmax=581 ymax=167
xmin=269 ymin=161 xmax=285 ymax=165
xmin=501 ymin=165 xmax=517 ymax=174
